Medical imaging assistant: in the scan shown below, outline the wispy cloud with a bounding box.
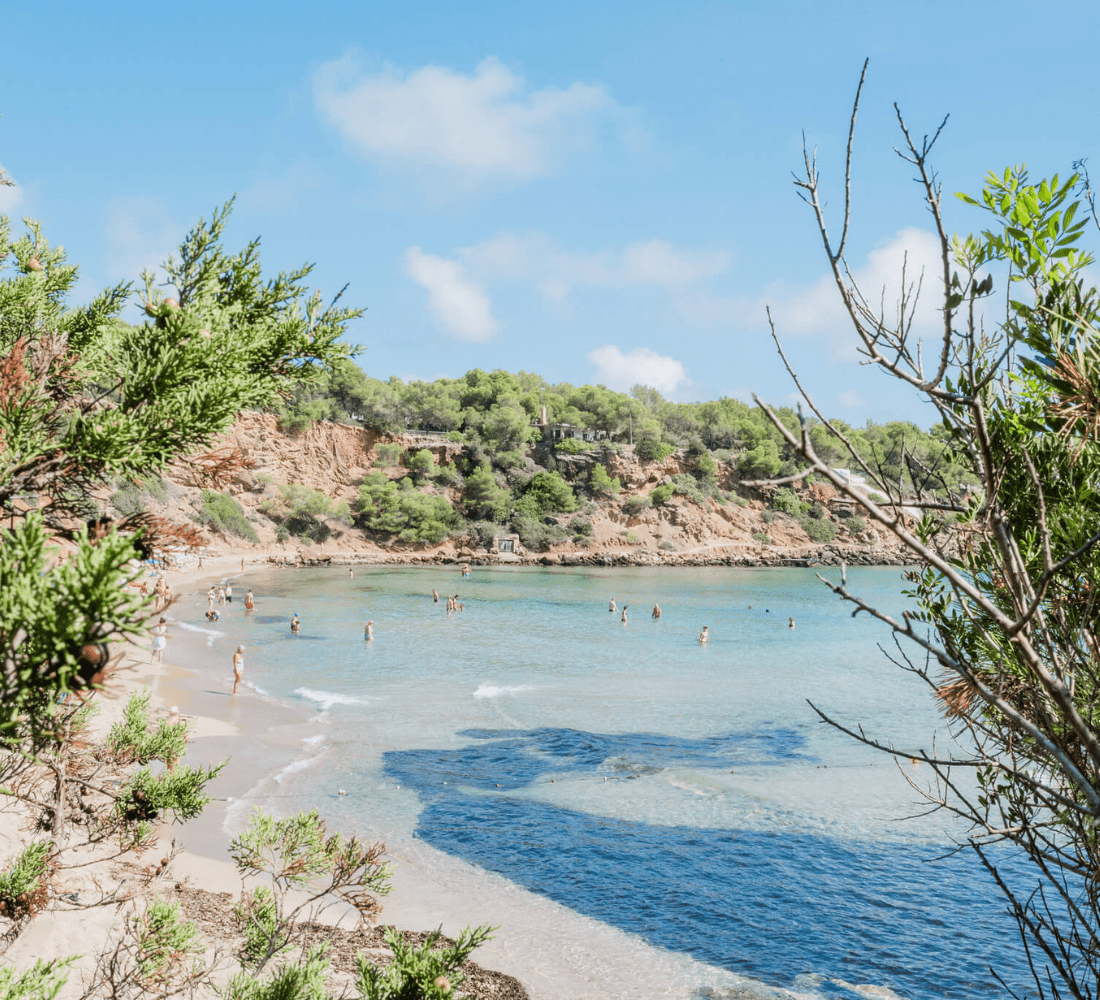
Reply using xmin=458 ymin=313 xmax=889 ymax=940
xmin=404 ymin=247 xmax=498 ymax=342
xmin=0 ymin=164 xmax=24 ymax=214
xmin=588 ymin=344 xmax=688 ymax=395
xmin=462 ymin=233 xmax=729 ymax=300
xmin=314 ymin=56 xmax=620 ymax=180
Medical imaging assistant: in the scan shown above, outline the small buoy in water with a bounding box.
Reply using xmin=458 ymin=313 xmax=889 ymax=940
xmin=337 ymin=789 xmax=347 ymax=795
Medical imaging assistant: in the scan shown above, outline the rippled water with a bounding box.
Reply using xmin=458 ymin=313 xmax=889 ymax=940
xmin=177 ymin=564 xmax=1032 ymax=998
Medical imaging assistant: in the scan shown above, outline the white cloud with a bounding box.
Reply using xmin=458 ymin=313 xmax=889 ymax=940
xmin=315 ymin=56 xmax=618 ymax=179
xmin=0 ymin=165 xmax=23 ymax=214
xmin=404 ymin=247 xmax=498 ymax=342
xmin=462 ymin=233 xmax=729 ymax=300
xmin=587 ymin=345 xmax=688 ymax=395
xmin=837 ymin=389 xmax=864 ymax=409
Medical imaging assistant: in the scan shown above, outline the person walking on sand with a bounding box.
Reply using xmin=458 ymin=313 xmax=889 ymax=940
xmin=651 ymin=603 xmax=662 ymax=619
xmin=225 ymin=582 xmax=233 ymax=604
xmin=240 ymin=557 xmax=245 ymax=573
xmin=621 ymin=606 xmax=628 ymax=624
xmin=609 ymin=599 xmax=617 ymax=613
xmin=151 ymin=618 xmax=168 ymax=665
xmin=699 ymin=625 xmax=709 ymax=644
xmin=364 ymin=620 xmax=374 ymax=640
xmin=244 ymin=589 xmax=255 ymax=611
xmin=290 ymin=613 xmax=301 ymax=634
xmin=232 ymin=645 xmax=244 ymax=695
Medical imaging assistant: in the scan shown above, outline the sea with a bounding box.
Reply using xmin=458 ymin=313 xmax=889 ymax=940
xmin=173 ymin=564 xmax=1034 ymax=999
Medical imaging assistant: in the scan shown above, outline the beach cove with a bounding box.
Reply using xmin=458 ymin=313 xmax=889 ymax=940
xmin=125 ymin=559 xmax=1030 ymax=999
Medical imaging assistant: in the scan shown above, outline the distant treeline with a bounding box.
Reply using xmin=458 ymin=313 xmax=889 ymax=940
xmin=276 ymin=363 xmax=974 ymax=491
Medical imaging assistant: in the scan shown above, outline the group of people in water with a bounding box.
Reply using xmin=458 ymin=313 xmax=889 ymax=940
xmin=607 ymin=597 xmax=795 ymax=642
xmin=205 ymin=581 xmax=255 ymax=622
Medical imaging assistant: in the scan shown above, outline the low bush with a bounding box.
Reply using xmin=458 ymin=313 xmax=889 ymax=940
xmin=0 ymin=840 xmax=52 ymax=920
xmin=259 ymin=484 xmax=350 ymax=544
xmin=799 ymin=512 xmax=838 ymax=543
xmin=623 ymin=532 xmax=641 ymax=545
xmin=514 ymin=470 xmax=576 ymax=520
xmin=199 ymin=491 xmax=259 ymax=543
xmin=568 ymin=517 xmax=592 ymax=537
xmin=752 ymin=531 xmax=771 ymax=545
xmin=772 ymin=487 xmax=806 ymax=518
xmin=107 ymin=691 xmax=189 ymax=768
xmin=761 ymin=510 xmax=777 ymax=524
xmin=658 ymin=540 xmax=677 ymax=551
xmin=432 ymin=462 xmax=461 ymax=488
xmin=650 ymin=483 xmax=675 ymax=505
xmin=110 ymin=483 xmax=145 ymax=517
xmin=622 ymin=495 xmax=651 ymax=516
xmin=589 ymin=464 xmax=622 ymax=496
xmin=670 ymin=473 xmax=706 ymax=505
xmin=373 ymin=443 xmax=403 ymax=467
xmin=635 ymin=437 xmax=675 ymax=463
xmin=356 ymin=925 xmax=495 ymax=1000
xmin=512 ymin=515 xmax=568 ymax=552
xmin=405 ymin=449 xmax=436 ymax=482
xmin=848 ymin=515 xmax=867 ymax=533
xmin=133 ymin=898 xmax=205 ymax=989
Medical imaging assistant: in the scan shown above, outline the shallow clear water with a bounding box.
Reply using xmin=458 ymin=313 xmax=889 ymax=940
xmin=179 ymin=564 xmax=1031 ymax=998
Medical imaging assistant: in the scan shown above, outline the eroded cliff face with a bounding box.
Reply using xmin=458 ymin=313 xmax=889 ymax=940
xmin=137 ymin=414 xmax=913 ymax=566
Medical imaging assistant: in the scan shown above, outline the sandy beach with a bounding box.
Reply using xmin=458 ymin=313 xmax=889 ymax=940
xmin=2 ymin=552 xmax=768 ymax=1000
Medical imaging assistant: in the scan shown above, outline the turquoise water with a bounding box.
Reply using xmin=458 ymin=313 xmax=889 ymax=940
xmin=178 ymin=565 xmax=1030 ymax=998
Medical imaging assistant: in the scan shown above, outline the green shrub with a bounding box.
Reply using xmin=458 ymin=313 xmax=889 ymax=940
xmin=133 ymin=898 xmax=205 ymax=988
xmin=234 ymin=886 xmax=288 ymax=968
xmin=199 ymin=491 xmax=259 ymax=543
xmin=462 ymin=466 xmax=512 ymax=522
xmin=848 ymin=515 xmax=867 ymax=533
xmin=670 ymin=472 xmax=706 ymax=505
xmin=568 ymin=517 xmax=593 ymax=537
xmin=622 ymin=495 xmax=651 ymax=516
xmin=693 ymin=450 xmax=718 ymax=487
xmin=514 ymin=470 xmax=576 ymax=519
xmin=110 ymin=482 xmax=145 ymax=517
xmin=106 ymin=690 xmax=189 ymax=768
xmin=222 ymin=946 xmax=332 ymax=1000
xmin=357 ymin=473 xmax=457 ymax=544
xmin=623 ymin=532 xmax=641 ymax=545
xmin=466 ymin=521 xmax=497 ymax=550
xmin=799 ymin=513 xmax=838 ymax=543
xmin=405 ymin=449 xmax=436 ymax=482
xmin=739 ymin=440 xmax=781 ymax=479
xmin=356 ymin=925 xmax=495 ymax=1000
xmin=635 ymin=436 xmax=675 ymax=463
xmin=555 ymin=437 xmax=597 ymax=454
xmin=761 ymin=510 xmax=777 ymax=524
xmin=0 ymin=959 xmax=75 ymax=1000
xmin=0 ymin=840 xmax=52 ymax=920
xmin=256 ymin=471 xmax=275 ymax=487
xmin=771 ymin=487 xmax=805 ymax=517
xmin=589 ymin=464 xmax=621 ymax=496
xmin=275 ymin=526 xmax=289 ymax=543
xmin=650 ymin=483 xmax=675 ymax=505
xmin=373 ymin=443 xmax=403 ymax=467
xmin=658 ymin=540 xmax=677 ymax=551
xmin=752 ymin=531 xmax=771 ymax=544
xmin=512 ymin=516 xmax=568 ymax=552
xmin=868 ymin=492 xmax=887 ymax=503
xmin=116 ymin=761 xmax=227 ymax=825
xmin=432 ymin=462 xmax=461 ymax=488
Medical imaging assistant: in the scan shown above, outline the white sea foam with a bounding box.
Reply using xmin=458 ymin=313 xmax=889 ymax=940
xmin=473 ymin=683 xmax=536 ymax=699
xmin=274 ymin=758 xmax=316 ymax=783
xmin=302 ymin=734 xmax=326 ymax=745
xmin=174 ymin=620 xmax=224 ymax=638
xmin=293 ymin=687 xmax=369 ymax=711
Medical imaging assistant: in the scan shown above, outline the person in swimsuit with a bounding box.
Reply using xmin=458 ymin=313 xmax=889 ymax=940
xmin=788 ymin=616 xmax=795 ymax=629
xmin=207 ymin=586 xmax=216 ymax=611
xmin=364 ymin=621 xmax=374 ymax=640
xmin=206 ymin=609 xmax=220 ymax=622
xmin=609 ymin=599 xmax=617 ymax=613
xmin=651 ymin=603 xmax=662 ymax=619
xmin=218 ymin=585 xmax=226 ymax=604
xmin=290 ymin=613 xmax=301 ymax=634
xmin=432 ymin=589 xmax=439 ymax=603
xmin=151 ymin=618 xmax=168 ymax=664
xmin=241 ymin=558 xmax=245 ymax=573
xmin=225 ymin=582 xmax=233 ymax=603
xmin=349 ymin=567 xmax=354 ymax=578
xmin=244 ymin=589 xmax=255 ymax=611
xmin=621 ymin=606 xmax=628 ymax=624
xmin=232 ymin=645 xmax=244 ymax=695
xmin=699 ymin=625 xmax=709 ymax=644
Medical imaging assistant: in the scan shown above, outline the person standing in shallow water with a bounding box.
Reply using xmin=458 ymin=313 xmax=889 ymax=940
xmin=621 ymin=606 xmax=628 ymax=624
xmin=244 ymin=589 xmax=255 ymax=611
xmin=699 ymin=625 xmax=709 ymax=644
xmin=652 ymin=603 xmax=662 ymax=619
xmin=789 ymin=616 xmax=795 ymax=629
xmin=432 ymin=589 xmax=439 ymax=603
xmin=609 ymin=599 xmax=617 ymax=613
xmin=290 ymin=613 xmax=300 ymax=634
xmin=225 ymin=582 xmax=233 ymax=604
xmin=364 ymin=620 xmax=373 ymax=640
xmin=151 ymin=618 xmax=167 ymax=664
xmin=232 ymin=645 xmax=244 ymax=695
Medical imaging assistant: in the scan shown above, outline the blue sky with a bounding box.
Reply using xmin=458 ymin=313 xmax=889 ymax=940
xmin=4 ymin=1 xmax=1099 ymax=426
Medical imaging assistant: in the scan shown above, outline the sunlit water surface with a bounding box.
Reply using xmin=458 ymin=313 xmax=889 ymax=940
xmin=176 ymin=565 xmax=1032 ymax=999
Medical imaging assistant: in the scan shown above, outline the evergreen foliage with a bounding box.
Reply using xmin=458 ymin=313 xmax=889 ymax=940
xmin=355 ymin=924 xmax=496 ymax=1000
xmin=0 ymin=841 xmax=51 ymax=920
xmin=199 ymin=490 xmax=259 ymax=543
xmin=0 ymin=959 xmax=74 ymax=1000
xmin=106 ymin=690 xmax=189 ymax=767
xmin=356 ymin=473 xmax=457 ymax=544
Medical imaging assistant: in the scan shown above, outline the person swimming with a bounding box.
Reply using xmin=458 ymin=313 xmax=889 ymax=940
xmin=290 ymin=613 xmax=301 ymax=633
xmin=699 ymin=625 xmax=709 ymax=644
